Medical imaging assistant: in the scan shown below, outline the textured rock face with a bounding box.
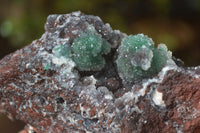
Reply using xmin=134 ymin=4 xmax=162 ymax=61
xmin=0 ymin=11 xmax=200 ymax=133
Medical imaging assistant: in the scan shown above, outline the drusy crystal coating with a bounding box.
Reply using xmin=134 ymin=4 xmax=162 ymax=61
xmin=72 ymin=30 xmax=111 ymax=71
xmin=116 ymin=34 xmax=174 ymax=82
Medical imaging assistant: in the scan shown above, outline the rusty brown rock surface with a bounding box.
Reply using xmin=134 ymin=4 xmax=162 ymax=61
xmin=0 ymin=11 xmax=200 ymax=133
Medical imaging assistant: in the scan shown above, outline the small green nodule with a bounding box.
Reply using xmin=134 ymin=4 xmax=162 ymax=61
xmin=44 ymin=63 xmax=50 ymax=70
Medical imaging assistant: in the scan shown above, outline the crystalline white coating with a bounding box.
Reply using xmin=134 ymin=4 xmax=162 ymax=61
xmin=97 ymin=87 xmax=114 ymax=101
xmin=173 ymin=122 xmax=184 ymax=133
xmin=131 ymin=47 xmax=153 ymax=71
xmin=56 ymin=38 xmax=70 ymax=46
xmin=97 ymin=86 xmax=110 ymax=94
xmin=72 ymin=11 xmax=81 ymax=16
xmin=9 ymin=102 xmax=15 ymax=106
xmin=104 ymin=94 xmax=113 ymax=100
xmin=9 ymin=82 xmax=20 ymax=89
xmin=79 ymin=103 xmax=94 ymax=118
xmin=87 ymin=25 xmax=97 ymax=33
xmin=72 ymin=30 xmax=79 ymax=35
xmin=116 ymin=91 xmax=134 ymax=103
xmin=133 ymin=65 xmax=177 ymax=103
xmin=177 ymin=130 xmax=183 ymax=133
xmin=28 ymin=99 xmax=33 ymax=108
xmin=28 ymin=124 xmax=34 ymax=133
xmin=52 ymin=56 xmax=68 ymax=66
xmin=112 ymin=66 xmax=177 ymax=124
xmin=84 ymin=75 xmax=97 ymax=85
xmin=177 ymin=102 xmax=200 ymax=121
xmin=186 ymin=66 xmax=200 ymax=79
xmin=26 ymin=63 xmax=31 ymax=68
xmin=43 ymin=43 xmax=76 ymax=71
xmin=152 ymin=89 xmax=165 ymax=107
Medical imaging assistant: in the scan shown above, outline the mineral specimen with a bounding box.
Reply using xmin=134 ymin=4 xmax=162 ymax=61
xmin=72 ymin=27 xmax=111 ymax=71
xmin=1 ymin=11 xmax=200 ymax=133
xmin=116 ymin=34 xmax=174 ymax=82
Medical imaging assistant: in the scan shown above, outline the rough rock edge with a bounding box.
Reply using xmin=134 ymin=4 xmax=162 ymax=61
xmin=0 ymin=11 xmax=200 ymax=133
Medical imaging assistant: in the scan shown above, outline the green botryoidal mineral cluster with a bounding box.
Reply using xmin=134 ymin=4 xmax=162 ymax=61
xmin=51 ymin=27 xmax=111 ymax=71
xmin=52 ymin=29 xmax=173 ymax=83
xmin=72 ymin=29 xmax=111 ymax=71
xmin=116 ymin=34 xmax=174 ymax=82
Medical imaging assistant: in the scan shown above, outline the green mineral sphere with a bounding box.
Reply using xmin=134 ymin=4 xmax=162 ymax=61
xmin=72 ymin=32 xmax=111 ymax=71
xmin=116 ymin=34 xmax=173 ymax=82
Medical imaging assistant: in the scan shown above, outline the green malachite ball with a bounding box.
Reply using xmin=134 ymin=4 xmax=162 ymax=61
xmin=116 ymin=34 xmax=173 ymax=82
xmin=72 ymin=32 xmax=111 ymax=71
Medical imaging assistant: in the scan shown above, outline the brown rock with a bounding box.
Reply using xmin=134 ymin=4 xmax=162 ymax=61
xmin=0 ymin=11 xmax=200 ymax=133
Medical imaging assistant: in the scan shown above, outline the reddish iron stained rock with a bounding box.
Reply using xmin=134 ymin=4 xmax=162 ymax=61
xmin=0 ymin=11 xmax=200 ymax=133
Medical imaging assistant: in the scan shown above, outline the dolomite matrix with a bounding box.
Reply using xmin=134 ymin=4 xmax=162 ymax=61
xmin=0 ymin=11 xmax=200 ymax=133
